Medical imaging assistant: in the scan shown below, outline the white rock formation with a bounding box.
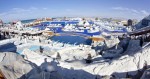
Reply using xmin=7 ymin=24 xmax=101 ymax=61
xmin=104 ymin=37 xmax=120 ymax=48
xmin=0 ymin=52 xmax=37 ymax=79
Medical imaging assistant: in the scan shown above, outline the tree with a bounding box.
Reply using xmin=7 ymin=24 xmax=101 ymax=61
xmin=95 ymin=17 xmax=99 ymax=21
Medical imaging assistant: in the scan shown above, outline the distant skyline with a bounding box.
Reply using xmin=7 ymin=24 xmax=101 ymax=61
xmin=0 ymin=0 xmax=150 ymax=22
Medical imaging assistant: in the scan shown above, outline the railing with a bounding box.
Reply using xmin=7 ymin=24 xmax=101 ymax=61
xmin=142 ymin=42 xmax=150 ymax=48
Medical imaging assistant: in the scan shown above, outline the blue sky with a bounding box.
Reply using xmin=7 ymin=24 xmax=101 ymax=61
xmin=0 ymin=0 xmax=150 ymax=22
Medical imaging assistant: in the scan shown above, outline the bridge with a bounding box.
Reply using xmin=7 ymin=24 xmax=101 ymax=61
xmin=127 ymin=26 xmax=150 ymax=47
xmin=128 ymin=26 xmax=150 ymax=36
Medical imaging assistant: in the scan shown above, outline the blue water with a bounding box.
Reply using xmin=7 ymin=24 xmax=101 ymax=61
xmin=30 ymin=45 xmax=40 ymax=51
xmin=21 ymin=19 xmax=36 ymax=23
xmin=50 ymin=35 xmax=92 ymax=45
xmin=49 ymin=27 xmax=63 ymax=33
xmin=32 ymin=25 xmax=47 ymax=30
xmin=17 ymin=45 xmax=51 ymax=54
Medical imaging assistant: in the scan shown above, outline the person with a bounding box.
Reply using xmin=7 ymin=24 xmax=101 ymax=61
xmin=40 ymin=58 xmax=50 ymax=72
xmin=56 ymin=52 xmax=61 ymax=60
xmin=140 ymin=37 xmax=143 ymax=47
xmin=40 ymin=46 xmax=43 ymax=54
xmin=86 ymin=54 xmax=92 ymax=63
xmin=143 ymin=61 xmax=148 ymax=71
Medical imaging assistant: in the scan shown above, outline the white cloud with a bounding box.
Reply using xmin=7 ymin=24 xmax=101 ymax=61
xmin=66 ymin=9 xmax=72 ymax=12
xmin=11 ymin=8 xmax=31 ymax=14
xmin=112 ymin=7 xmax=129 ymax=11
xmin=43 ymin=8 xmax=48 ymax=10
xmin=112 ymin=7 xmax=149 ymax=16
xmin=0 ymin=7 xmax=39 ymax=17
xmin=141 ymin=10 xmax=149 ymax=15
xmin=30 ymin=7 xmax=38 ymax=10
xmin=131 ymin=9 xmax=139 ymax=14
xmin=0 ymin=7 xmax=49 ymax=22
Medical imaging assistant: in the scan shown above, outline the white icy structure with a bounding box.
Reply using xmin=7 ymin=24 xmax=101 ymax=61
xmin=19 ymin=39 xmax=150 ymax=78
xmin=15 ymin=21 xmax=23 ymax=30
xmin=78 ymin=20 xmax=90 ymax=27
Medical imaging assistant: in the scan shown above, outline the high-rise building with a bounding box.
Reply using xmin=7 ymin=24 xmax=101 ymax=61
xmin=128 ymin=19 xmax=133 ymax=26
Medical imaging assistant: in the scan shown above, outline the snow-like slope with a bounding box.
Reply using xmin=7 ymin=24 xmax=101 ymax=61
xmin=87 ymin=40 xmax=150 ymax=78
xmin=21 ymin=38 xmax=150 ymax=78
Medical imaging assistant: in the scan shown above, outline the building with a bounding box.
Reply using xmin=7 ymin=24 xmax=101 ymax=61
xmin=128 ymin=19 xmax=133 ymax=26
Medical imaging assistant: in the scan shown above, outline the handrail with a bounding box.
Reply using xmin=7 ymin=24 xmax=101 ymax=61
xmin=142 ymin=42 xmax=150 ymax=48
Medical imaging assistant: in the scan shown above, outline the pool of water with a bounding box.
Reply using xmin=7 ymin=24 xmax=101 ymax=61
xmin=17 ymin=45 xmax=51 ymax=54
xmin=50 ymin=35 xmax=92 ymax=45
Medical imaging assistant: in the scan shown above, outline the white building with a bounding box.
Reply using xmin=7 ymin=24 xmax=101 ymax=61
xmin=78 ymin=20 xmax=90 ymax=26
